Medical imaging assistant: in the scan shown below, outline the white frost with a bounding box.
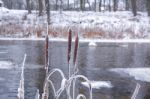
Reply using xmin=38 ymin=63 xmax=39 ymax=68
xmin=81 ymin=81 xmax=113 ymax=89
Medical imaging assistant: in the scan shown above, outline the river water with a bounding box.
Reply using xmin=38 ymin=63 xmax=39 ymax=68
xmin=0 ymin=40 xmax=150 ymax=99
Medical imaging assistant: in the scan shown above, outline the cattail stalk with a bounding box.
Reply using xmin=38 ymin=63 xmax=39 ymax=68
xmin=72 ymin=34 xmax=79 ymax=99
xmin=42 ymin=23 xmax=49 ymax=99
xmin=45 ymin=35 xmax=49 ymax=73
xmin=42 ymin=82 xmax=49 ymax=99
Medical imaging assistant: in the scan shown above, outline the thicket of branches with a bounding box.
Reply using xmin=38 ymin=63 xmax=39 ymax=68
xmin=2 ymin=0 xmax=150 ymax=16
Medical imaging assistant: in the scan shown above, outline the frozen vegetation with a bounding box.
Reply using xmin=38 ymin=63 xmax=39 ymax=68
xmin=0 ymin=7 xmax=150 ymax=39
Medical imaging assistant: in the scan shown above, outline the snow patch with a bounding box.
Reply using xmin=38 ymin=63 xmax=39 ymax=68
xmin=88 ymin=41 xmax=97 ymax=47
xmin=110 ymin=68 xmax=150 ymax=82
xmin=0 ymin=7 xmax=9 ymax=13
xmin=0 ymin=61 xmax=14 ymax=69
xmin=81 ymin=81 xmax=113 ymax=89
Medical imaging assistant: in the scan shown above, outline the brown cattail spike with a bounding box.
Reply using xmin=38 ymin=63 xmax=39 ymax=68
xmin=68 ymin=29 xmax=72 ymax=64
xmin=73 ymin=33 xmax=79 ymax=65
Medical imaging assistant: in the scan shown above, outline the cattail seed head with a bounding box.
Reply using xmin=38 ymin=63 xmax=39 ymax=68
xmin=73 ymin=33 xmax=79 ymax=65
xmin=68 ymin=29 xmax=72 ymax=64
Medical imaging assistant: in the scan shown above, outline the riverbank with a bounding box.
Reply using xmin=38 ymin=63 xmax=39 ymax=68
xmin=0 ymin=8 xmax=150 ymax=39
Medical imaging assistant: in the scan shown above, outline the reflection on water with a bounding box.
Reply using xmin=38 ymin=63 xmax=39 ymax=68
xmin=0 ymin=40 xmax=150 ymax=99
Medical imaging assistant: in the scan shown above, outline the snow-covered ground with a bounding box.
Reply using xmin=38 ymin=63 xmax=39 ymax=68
xmin=0 ymin=8 xmax=150 ymax=39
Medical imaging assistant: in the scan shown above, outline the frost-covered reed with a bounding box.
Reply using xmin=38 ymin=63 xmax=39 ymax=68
xmin=131 ymin=83 xmax=141 ymax=99
xmin=35 ymin=90 xmax=40 ymax=99
xmin=18 ymin=54 xmax=27 ymax=99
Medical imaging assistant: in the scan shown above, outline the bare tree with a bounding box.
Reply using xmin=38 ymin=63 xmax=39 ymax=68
xmin=55 ymin=0 xmax=58 ymax=10
xmin=45 ymin=0 xmax=50 ymax=24
xmin=147 ymin=0 xmax=150 ymax=16
xmin=99 ymin=0 xmax=102 ymax=12
xmin=113 ymin=0 xmax=118 ymax=11
xmin=103 ymin=0 xmax=105 ymax=11
xmin=80 ymin=0 xmax=84 ymax=11
xmin=87 ymin=0 xmax=91 ymax=10
xmin=131 ymin=0 xmax=137 ymax=16
xmin=26 ymin=0 xmax=32 ymax=13
xmin=125 ymin=0 xmax=129 ymax=10
xmin=59 ymin=0 xmax=63 ymax=14
xmin=95 ymin=0 xmax=97 ymax=11
xmin=67 ymin=0 xmax=69 ymax=9
xmin=108 ymin=0 xmax=111 ymax=11
xmin=38 ymin=0 xmax=43 ymax=16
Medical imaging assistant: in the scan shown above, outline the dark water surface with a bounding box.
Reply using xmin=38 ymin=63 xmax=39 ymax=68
xmin=0 ymin=40 xmax=150 ymax=99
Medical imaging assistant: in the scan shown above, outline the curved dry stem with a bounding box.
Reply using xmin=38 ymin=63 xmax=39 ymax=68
xmin=47 ymin=80 xmax=57 ymax=97
xmin=69 ymin=75 xmax=93 ymax=99
xmin=47 ymin=68 xmax=66 ymax=80
xmin=46 ymin=69 xmax=67 ymax=98
xmin=76 ymin=94 xmax=86 ymax=99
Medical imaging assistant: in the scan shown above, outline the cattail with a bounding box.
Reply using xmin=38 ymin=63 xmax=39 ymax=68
xmin=68 ymin=29 xmax=72 ymax=64
xmin=73 ymin=33 xmax=79 ymax=65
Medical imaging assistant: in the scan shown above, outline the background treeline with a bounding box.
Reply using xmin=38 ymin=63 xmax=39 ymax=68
xmin=2 ymin=0 xmax=150 ymax=16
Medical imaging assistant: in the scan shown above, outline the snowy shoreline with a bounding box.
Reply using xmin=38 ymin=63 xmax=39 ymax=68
xmin=1 ymin=38 xmax=150 ymax=43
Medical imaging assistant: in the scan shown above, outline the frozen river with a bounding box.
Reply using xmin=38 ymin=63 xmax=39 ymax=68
xmin=0 ymin=40 xmax=150 ymax=99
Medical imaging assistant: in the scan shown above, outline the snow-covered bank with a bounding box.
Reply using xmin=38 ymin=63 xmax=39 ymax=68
xmin=0 ymin=9 xmax=150 ymax=38
xmin=2 ymin=38 xmax=150 ymax=43
xmin=110 ymin=68 xmax=150 ymax=82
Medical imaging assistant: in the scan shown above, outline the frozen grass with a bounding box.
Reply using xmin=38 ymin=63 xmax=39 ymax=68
xmin=0 ymin=9 xmax=150 ymax=39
